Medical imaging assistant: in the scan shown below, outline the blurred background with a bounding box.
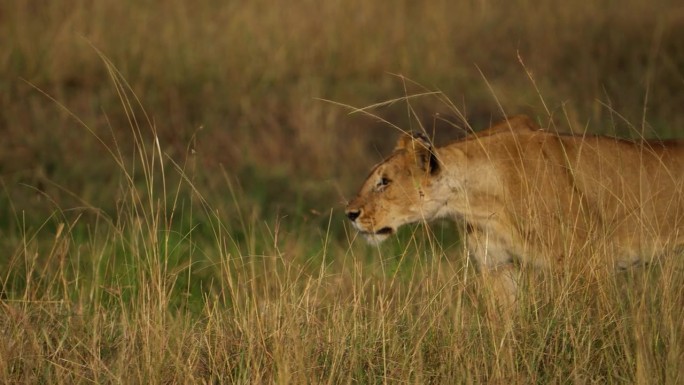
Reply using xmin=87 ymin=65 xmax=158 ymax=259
xmin=2 ymin=0 xmax=684 ymax=240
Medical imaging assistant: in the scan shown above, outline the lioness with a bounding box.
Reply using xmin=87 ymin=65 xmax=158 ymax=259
xmin=346 ymin=115 xmax=684 ymax=304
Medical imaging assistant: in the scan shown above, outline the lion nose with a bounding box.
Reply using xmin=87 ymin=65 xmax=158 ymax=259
xmin=346 ymin=209 xmax=361 ymax=222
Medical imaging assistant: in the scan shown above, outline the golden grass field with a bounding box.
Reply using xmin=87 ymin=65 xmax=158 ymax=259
xmin=2 ymin=0 xmax=684 ymax=383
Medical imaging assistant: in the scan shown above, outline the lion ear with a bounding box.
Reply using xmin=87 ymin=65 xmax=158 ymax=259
xmin=394 ymin=131 xmax=440 ymax=175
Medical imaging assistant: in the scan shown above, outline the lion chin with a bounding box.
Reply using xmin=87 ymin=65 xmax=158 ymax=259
xmin=359 ymin=227 xmax=394 ymax=245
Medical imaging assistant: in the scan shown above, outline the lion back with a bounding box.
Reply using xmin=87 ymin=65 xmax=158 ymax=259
xmin=505 ymin=131 xmax=684 ymax=260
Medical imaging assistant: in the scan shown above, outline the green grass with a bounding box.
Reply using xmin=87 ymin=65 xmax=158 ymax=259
xmin=2 ymin=0 xmax=684 ymax=383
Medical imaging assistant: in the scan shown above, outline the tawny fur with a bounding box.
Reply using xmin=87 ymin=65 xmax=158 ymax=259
xmin=346 ymin=115 xmax=684 ymax=303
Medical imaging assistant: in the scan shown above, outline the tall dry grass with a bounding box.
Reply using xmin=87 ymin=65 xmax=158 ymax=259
xmin=1 ymin=0 xmax=684 ymax=383
xmin=1 ymin=61 xmax=683 ymax=383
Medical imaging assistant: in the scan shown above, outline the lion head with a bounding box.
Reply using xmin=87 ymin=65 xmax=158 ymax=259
xmin=345 ymin=131 xmax=446 ymax=244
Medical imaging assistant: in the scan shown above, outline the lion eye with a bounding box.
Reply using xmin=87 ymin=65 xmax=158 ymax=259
xmin=377 ymin=177 xmax=391 ymax=189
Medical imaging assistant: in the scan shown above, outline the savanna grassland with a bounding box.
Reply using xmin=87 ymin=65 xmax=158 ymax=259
xmin=2 ymin=0 xmax=684 ymax=383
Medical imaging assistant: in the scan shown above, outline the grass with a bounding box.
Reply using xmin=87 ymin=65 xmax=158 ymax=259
xmin=2 ymin=0 xmax=684 ymax=383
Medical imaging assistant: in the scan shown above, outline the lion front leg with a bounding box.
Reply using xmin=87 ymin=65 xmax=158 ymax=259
xmin=466 ymin=229 xmax=519 ymax=315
